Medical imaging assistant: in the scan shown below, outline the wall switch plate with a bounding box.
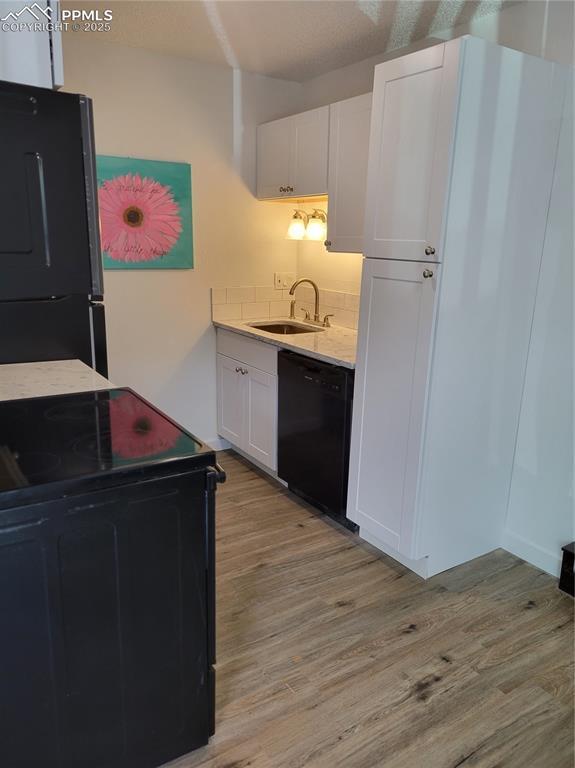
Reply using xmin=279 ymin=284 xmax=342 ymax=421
xmin=274 ymin=272 xmax=296 ymax=290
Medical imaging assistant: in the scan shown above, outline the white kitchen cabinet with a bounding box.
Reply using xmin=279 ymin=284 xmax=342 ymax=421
xmin=348 ymin=259 xmax=438 ymax=557
xmin=348 ymin=37 xmax=569 ymax=577
xmin=325 ymin=92 xmax=372 ymax=253
xmin=216 ymin=330 xmax=278 ymax=471
xmin=256 ymin=106 xmax=328 ymax=199
xmin=255 ymin=115 xmax=293 ymax=199
xmin=216 ymin=354 xmax=244 ymax=447
xmin=0 ymin=1 xmax=63 ymax=89
xmin=244 ymin=367 xmax=277 ymax=468
xmin=363 ymin=41 xmax=460 ymax=262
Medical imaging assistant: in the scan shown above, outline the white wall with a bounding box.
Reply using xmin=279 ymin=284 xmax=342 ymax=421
xmin=63 ymin=35 xmax=301 ymax=446
xmin=503 ymin=80 xmax=574 ymax=576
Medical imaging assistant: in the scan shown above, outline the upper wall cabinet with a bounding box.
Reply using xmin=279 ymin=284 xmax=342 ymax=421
xmin=325 ymin=92 xmax=372 ymax=253
xmin=256 ymin=106 xmax=329 ymax=199
xmin=0 ymin=0 xmax=63 ymax=89
xmin=363 ymin=42 xmax=460 ymax=262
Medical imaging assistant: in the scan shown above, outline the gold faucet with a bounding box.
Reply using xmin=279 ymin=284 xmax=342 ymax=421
xmin=289 ymin=278 xmax=321 ymax=323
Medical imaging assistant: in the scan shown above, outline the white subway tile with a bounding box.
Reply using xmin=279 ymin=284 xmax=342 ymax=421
xmin=227 ymin=286 xmax=255 ymax=304
xmin=256 ymin=286 xmax=284 ymax=302
xmin=344 ymin=293 xmax=360 ymax=310
xmin=330 ymin=307 xmax=356 ymax=329
xmin=242 ymin=302 xmax=270 ymax=319
xmin=321 ymin=289 xmax=346 ymax=308
xmin=213 ymin=303 xmax=242 ymax=321
xmin=211 ymin=287 xmax=227 ymax=305
xmin=269 ymin=300 xmax=291 ymax=318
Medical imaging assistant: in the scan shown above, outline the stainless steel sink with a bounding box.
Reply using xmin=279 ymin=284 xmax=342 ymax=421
xmin=248 ymin=321 xmax=324 ymax=335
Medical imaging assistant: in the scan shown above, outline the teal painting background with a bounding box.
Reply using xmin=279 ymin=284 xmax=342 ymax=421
xmin=96 ymin=155 xmax=193 ymax=269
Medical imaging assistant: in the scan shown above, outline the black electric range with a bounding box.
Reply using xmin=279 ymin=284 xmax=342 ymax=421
xmin=0 ymin=387 xmax=214 ymax=507
xmin=0 ymin=388 xmax=224 ymax=768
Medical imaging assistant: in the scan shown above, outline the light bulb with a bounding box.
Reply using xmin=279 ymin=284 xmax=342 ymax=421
xmin=287 ymin=217 xmax=306 ymax=240
xmin=306 ymin=211 xmax=327 ymax=241
xmin=286 ymin=211 xmax=308 ymax=240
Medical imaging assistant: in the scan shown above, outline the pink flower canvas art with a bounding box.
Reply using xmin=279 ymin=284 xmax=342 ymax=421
xmin=96 ymin=156 xmax=193 ymax=269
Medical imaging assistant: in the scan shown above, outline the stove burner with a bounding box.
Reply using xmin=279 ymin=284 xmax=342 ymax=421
xmin=16 ymin=451 xmax=63 ymax=480
xmin=0 ymin=402 xmax=31 ymax=422
xmin=45 ymin=399 xmax=110 ymax=423
xmin=71 ymin=432 xmax=113 ymax=465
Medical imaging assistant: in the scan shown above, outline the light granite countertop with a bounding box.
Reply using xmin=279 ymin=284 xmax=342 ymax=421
xmin=213 ymin=319 xmax=357 ymax=368
xmin=0 ymin=360 xmax=113 ymax=402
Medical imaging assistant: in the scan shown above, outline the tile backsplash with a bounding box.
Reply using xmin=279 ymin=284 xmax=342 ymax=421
xmin=211 ymin=284 xmax=360 ymax=329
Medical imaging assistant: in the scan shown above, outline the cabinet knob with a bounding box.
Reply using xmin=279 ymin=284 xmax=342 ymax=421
xmin=287 ymin=185 xmax=294 ymax=193
xmin=423 ymin=269 xmax=434 ymax=279
xmin=425 ymin=246 xmax=436 ymax=256
xmin=324 ymin=240 xmax=332 ymax=248
xmin=235 ymin=366 xmax=241 ymax=373
xmin=279 ymin=186 xmax=285 ymax=193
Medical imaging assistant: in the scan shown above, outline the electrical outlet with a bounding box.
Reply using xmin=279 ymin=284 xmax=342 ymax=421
xmin=274 ymin=272 xmax=296 ymax=290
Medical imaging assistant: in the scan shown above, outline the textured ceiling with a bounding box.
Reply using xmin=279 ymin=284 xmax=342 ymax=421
xmin=63 ymin=1 xmax=519 ymax=81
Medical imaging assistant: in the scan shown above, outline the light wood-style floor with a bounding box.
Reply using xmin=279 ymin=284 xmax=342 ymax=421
xmin=171 ymin=451 xmax=574 ymax=768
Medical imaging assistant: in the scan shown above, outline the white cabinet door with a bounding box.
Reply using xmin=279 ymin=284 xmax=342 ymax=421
xmin=216 ymin=354 xmax=244 ymax=447
xmin=326 ymin=93 xmax=372 ymax=253
xmin=216 ymin=352 xmax=278 ymax=471
xmin=0 ymin=1 xmax=62 ymax=88
xmin=256 ymin=115 xmax=293 ymax=199
xmin=347 ymin=258 xmax=439 ymax=557
xmin=291 ymin=105 xmax=329 ymax=197
xmin=244 ymin=367 xmax=277 ymax=470
xmin=256 ymin=106 xmax=329 ymax=199
xmin=364 ymin=40 xmax=461 ymax=262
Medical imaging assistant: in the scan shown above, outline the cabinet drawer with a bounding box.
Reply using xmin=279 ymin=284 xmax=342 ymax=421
xmin=216 ymin=329 xmax=277 ymax=375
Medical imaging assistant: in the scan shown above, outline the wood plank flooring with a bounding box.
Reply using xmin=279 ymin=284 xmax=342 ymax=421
xmin=170 ymin=451 xmax=574 ymax=768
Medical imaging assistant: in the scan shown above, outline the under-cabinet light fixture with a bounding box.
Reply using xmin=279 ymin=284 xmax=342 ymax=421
xmin=286 ymin=208 xmax=328 ymax=241
xmin=306 ymin=209 xmax=327 ymax=241
xmin=286 ymin=210 xmax=308 ymax=240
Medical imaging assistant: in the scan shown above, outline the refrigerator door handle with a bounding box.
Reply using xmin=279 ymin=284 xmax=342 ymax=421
xmin=89 ymin=301 xmax=108 ymax=378
xmin=80 ymin=95 xmax=104 ymax=299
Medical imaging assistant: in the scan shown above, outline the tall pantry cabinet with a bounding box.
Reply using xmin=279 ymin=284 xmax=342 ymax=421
xmin=347 ymin=36 xmax=569 ymax=577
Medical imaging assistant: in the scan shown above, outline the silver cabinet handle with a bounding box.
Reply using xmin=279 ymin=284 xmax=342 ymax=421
xmin=324 ymin=240 xmax=332 ymax=248
xmin=423 ymin=269 xmax=434 ymax=279
xmin=425 ymin=246 xmax=436 ymax=256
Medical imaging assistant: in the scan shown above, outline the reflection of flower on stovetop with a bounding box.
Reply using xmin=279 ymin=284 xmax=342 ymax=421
xmin=98 ymin=173 xmax=182 ymax=263
xmin=110 ymin=394 xmax=180 ymax=459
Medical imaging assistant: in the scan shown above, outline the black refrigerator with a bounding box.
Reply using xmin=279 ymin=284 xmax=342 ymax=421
xmin=0 ymin=78 xmax=107 ymax=375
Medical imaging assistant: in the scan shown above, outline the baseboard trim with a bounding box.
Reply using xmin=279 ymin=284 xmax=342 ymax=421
xmin=205 ymin=436 xmax=231 ymax=452
xmin=502 ymin=530 xmax=561 ymax=577
xmin=359 ymin=528 xmax=428 ymax=579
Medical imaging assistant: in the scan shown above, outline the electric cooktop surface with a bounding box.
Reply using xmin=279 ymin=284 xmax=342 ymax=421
xmin=0 ymin=388 xmax=207 ymax=493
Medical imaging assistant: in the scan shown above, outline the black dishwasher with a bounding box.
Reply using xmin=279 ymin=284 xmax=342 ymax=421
xmin=278 ymin=350 xmax=357 ymax=530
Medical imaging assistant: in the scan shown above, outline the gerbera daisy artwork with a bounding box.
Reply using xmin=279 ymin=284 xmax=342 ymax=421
xmin=96 ymin=155 xmax=193 ymax=269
